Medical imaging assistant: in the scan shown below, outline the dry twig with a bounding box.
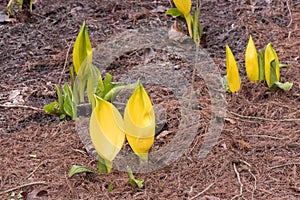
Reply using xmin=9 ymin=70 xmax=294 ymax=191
xmin=0 ymin=181 xmax=47 ymax=195
xmin=59 ymin=43 xmax=72 ymax=85
xmin=0 ymin=104 xmax=42 ymax=111
xmin=189 ymin=182 xmax=215 ymax=200
xmin=268 ymin=162 xmax=300 ymax=170
xmin=231 ymin=163 xmax=243 ymax=200
xmin=228 ymin=111 xmax=300 ymax=122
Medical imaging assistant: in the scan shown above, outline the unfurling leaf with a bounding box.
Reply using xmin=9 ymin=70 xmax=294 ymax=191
xmin=127 ymin=166 xmax=144 ymax=189
xmin=274 ymin=81 xmax=293 ymax=91
xmin=258 ymin=50 xmax=265 ymax=81
xmin=68 ymin=165 xmax=94 ymax=177
xmin=264 ymin=43 xmax=280 ymax=88
xmin=245 ymin=35 xmax=259 ymax=81
xmin=124 ymin=81 xmax=155 ymax=161
xmin=73 ymin=21 xmax=92 ymax=76
xmin=226 ymin=45 xmax=240 ymax=93
xmin=90 ymin=96 xmax=125 ymax=173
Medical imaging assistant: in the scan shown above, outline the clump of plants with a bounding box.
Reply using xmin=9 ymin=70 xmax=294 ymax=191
xmin=44 ymin=22 xmax=156 ymax=188
xmin=223 ymin=35 xmax=293 ymax=93
xmin=7 ymin=0 xmax=33 ymax=17
xmin=166 ymin=0 xmax=202 ymax=45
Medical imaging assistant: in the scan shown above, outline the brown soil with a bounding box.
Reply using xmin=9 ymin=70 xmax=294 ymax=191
xmin=0 ymin=0 xmax=300 ymax=199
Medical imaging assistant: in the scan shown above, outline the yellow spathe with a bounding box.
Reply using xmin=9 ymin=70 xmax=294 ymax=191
xmin=72 ymin=21 xmax=92 ymax=76
xmin=264 ymin=43 xmax=280 ymax=87
xmin=245 ymin=35 xmax=259 ymax=82
xmin=90 ymin=96 xmax=125 ymax=172
xmin=226 ymin=45 xmax=241 ymax=93
xmin=124 ymin=81 xmax=155 ymax=161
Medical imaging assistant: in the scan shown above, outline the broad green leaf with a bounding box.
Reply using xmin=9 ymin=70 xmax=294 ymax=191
xmin=55 ymin=84 xmax=64 ymax=113
xmin=124 ymin=81 xmax=155 ymax=161
xmin=63 ymin=83 xmax=76 ymax=120
xmin=258 ymin=50 xmax=265 ymax=81
xmin=90 ymin=96 xmax=125 ymax=173
xmin=73 ymin=21 xmax=92 ymax=76
xmin=127 ymin=166 xmax=144 ymax=189
xmin=97 ymin=156 xmax=109 ymax=174
xmin=274 ymin=81 xmax=293 ymax=91
xmin=43 ymin=101 xmax=60 ymax=114
xmin=68 ymin=165 xmax=94 ymax=177
xmin=165 ymin=8 xmax=184 ymax=18
xmin=226 ymin=45 xmax=240 ymax=93
xmin=245 ymin=35 xmax=259 ymax=81
xmin=264 ymin=43 xmax=280 ymax=87
xmin=173 ymin=0 xmax=191 ymax=17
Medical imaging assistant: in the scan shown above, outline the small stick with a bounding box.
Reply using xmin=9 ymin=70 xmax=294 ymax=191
xmin=228 ymin=111 xmax=300 ymax=122
xmin=246 ymin=134 xmax=287 ymax=140
xmin=248 ymin=169 xmax=257 ymax=200
xmin=0 ymin=181 xmax=47 ymax=195
xmin=188 ymin=182 xmax=215 ymax=200
xmin=26 ymin=161 xmax=45 ymax=179
xmin=0 ymin=104 xmax=42 ymax=111
xmin=59 ymin=43 xmax=72 ymax=85
xmin=231 ymin=163 xmax=243 ymax=200
xmin=268 ymin=162 xmax=300 ymax=170
xmin=286 ymin=0 xmax=293 ymax=27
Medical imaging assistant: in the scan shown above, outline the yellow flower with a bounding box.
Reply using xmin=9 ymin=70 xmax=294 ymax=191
xmin=73 ymin=21 xmax=92 ymax=76
xmin=89 ymin=96 xmax=125 ymax=172
xmin=245 ymin=35 xmax=259 ymax=82
xmin=226 ymin=45 xmax=241 ymax=93
xmin=124 ymin=81 xmax=155 ymax=161
xmin=264 ymin=43 xmax=280 ymax=87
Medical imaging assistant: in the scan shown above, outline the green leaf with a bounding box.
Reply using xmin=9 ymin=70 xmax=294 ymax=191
xmin=108 ymin=184 xmax=113 ymax=192
xmin=270 ymin=59 xmax=278 ymax=87
xmin=97 ymin=156 xmax=108 ymax=174
xmin=55 ymin=84 xmax=64 ymax=113
xmin=68 ymin=165 xmax=94 ymax=177
xmin=258 ymin=50 xmax=265 ymax=81
xmin=103 ymin=84 xmax=135 ymax=102
xmin=127 ymin=166 xmax=144 ymax=189
xmin=165 ymin=8 xmax=184 ymax=18
xmin=7 ymin=0 xmax=14 ymax=16
xmin=16 ymin=0 xmax=23 ymax=11
xmin=274 ymin=81 xmax=293 ymax=91
xmin=63 ymin=83 xmax=76 ymax=120
xmin=87 ymin=65 xmax=101 ymax=108
xmin=44 ymin=102 xmax=60 ymax=114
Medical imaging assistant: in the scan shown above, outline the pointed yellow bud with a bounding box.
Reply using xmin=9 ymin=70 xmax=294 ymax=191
xmin=73 ymin=21 xmax=93 ymax=76
xmin=264 ymin=43 xmax=280 ymax=87
xmin=124 ymin=81 xmax=155 ymax=161
xmin=245 ymin=35 xmax=259 ymax=82
xmin=226 ymin=45 xmax=241 ymax=93
xmin=90 ymin=96 xmax=125 ymax=172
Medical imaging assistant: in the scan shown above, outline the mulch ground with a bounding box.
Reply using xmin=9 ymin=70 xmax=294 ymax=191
xmin=0 ymin=0 xmax=299 ymax=199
